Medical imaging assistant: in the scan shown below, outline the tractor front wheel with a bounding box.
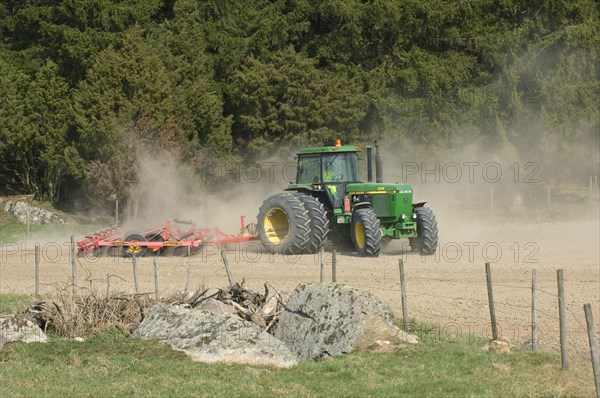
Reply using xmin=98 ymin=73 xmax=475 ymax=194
xmin=257 ymin=193 xmax=310 ymax=254
xmin=410 ymin=207 xmax=438 ymax=255
xmin=351 ymin=208 xmax=382 ymax=257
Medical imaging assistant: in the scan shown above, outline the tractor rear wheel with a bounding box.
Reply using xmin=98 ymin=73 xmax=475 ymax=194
xmin=410 ymin=207 xmax=438 ymax=255
xmin=351 ymin=207 xmax=382 ymax=257
xmin=123 ymin=233 xmax=147 ymax=258
xmin=295 ymin=193 xmax=329 ymax=254
xmin=258 ymin=193 xmax=310 ymax=254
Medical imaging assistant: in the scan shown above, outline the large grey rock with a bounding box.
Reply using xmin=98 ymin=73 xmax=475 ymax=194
xmin=274 ymin=283 xmax=418 ymax=361
xmin=132 ymin=303 xmax=298 ymax=368
xmin=4 ymin=200 xmax=63 ymax=224
xmin=0 ymin=316 xmax=48 ymax=347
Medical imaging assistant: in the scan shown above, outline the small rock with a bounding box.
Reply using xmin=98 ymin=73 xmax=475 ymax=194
xmin=486 ymin=336 xmax=511 ymax=353
xmin=397 ymin=329 xmax=419 ymax=345
xmin=0 ymin=315 xmax=48 ymax=347
xmin=74 ymin=337 xmax=85 ymax=342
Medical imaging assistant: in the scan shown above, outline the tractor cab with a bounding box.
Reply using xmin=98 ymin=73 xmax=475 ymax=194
xmin=294 ymin=140 xmax=361 ymax=210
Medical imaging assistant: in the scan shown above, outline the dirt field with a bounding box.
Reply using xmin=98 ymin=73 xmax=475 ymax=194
xmin=1 ymin=219 xmax=598 ymax=357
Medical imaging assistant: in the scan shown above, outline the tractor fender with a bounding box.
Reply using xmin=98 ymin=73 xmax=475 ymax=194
xmin=412 ymin=202 xmax=427 ymax=209
xmin=352 ymin=202 xmax=372 ymax=212
xmin=284 ymin=187 xmax=313 ymax=194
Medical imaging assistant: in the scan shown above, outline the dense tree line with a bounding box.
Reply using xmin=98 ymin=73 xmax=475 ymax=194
xmin=0 ymin=0 xmax=598 ymax=206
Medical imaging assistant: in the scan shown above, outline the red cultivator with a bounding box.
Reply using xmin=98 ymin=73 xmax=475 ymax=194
xmin=77 ymin=217 xmax=258 ymax=257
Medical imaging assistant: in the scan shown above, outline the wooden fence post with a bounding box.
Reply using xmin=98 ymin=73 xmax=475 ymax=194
xmin=331 ymin=250 xmax=337 ymax=283
xmin=153 ymin=256 xmax=160 ymax=300
xmin=584 ymin=303 xmax=600 ymax=398
xmin=70 ymin=236 xmax=77 ymax=295
xmin=399 ymin=259 xmax=409 ymax=332
xmin=221 ymin=249 xmax=234 ymax=286
xmin=531 ymin=269 xmax=538 ymax=350
xmin=485 ymin=262 xmax=498 ymax=340
xmin=557 ymin=269 xmax=569 ymax=370
xmin=34 ymin=243 xmax=40 ymax=296
xmin=132 ymin=256 xmax=139 ymax=294
xmin=319 ymin=246 xmax=324 ymax=283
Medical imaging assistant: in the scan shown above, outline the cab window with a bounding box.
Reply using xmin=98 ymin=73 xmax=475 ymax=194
xmin=297 ymin=155 xmax=321 ymax=184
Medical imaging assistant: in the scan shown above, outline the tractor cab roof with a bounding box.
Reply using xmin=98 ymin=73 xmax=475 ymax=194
xmin=297 ymin=142 xmax=361 ymax=155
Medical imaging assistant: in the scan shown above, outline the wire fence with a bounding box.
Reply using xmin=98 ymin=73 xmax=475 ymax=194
xmin=0 ymin=240 xmax=598 ymax=358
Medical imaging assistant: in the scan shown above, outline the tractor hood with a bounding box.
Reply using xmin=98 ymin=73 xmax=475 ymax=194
xmin=345 ymin=182 xmax=412 ymax=195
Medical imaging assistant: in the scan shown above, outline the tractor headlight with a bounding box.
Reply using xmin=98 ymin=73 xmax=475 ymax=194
xmin=412 ymin=213 xmax=417 ymax=219
xmin=401 ymin=213 xmax=406 ymax=220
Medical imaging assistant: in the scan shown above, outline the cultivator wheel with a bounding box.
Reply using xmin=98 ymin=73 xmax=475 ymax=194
xmin=409 ymin=207 xmax=438 ymax=255
xmin=294 ymin=193 xmax=329 ymax=254
xmin=350 ymin=207 xmax=382 ymax=257
xmin=146 ymin=234 xmax=165 ymax=256
xmin=123 ymin=233 xmax=147 ymax=258
xmin=257 ymin=193 xmax=310 ymax=255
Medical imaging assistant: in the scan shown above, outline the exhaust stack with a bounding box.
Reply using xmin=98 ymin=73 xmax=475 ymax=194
xmin=375 ymin=140 xmax=383 ymax=183
xmin=366 ymin=146 xmax=373 ymax=182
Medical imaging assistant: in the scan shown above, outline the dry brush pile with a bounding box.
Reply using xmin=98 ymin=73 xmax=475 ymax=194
xmin=23 ymin=278 xmax=285 ymax=339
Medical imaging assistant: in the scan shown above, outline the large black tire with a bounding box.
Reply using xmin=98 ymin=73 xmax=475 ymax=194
xmin=257 ymin=193 xmax=310 ymax=254
xmin=123 ymin=233 xmax=147 ymax=258
xmin=294 ymin=193 xmax=329 ymax=254
xmin=350 ymin=207 xmax=382 ymax=257
xmin=409 ymin=207 xmax=438 ymax=255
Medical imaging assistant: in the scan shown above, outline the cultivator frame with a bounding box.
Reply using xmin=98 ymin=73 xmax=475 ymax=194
xmin=77 ymin=216 xmax=258 ymax=257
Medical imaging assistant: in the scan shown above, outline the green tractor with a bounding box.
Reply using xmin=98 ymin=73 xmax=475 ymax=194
xmin=257 ymin=140 xmax=438 ymax=257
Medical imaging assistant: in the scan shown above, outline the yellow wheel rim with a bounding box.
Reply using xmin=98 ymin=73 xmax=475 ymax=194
xmin=128 ymin=239 xmax=142 ymax=254
xmin=263 ymin=208 xmax=290 ymax=244
xmin=354 ymin=220 xmax=365 ymax=249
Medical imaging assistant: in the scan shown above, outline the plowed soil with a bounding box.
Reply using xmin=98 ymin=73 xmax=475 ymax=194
xmin=1 ymin=219 xmax=598 ymax=356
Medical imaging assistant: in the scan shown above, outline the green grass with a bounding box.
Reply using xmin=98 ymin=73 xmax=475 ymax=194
xmin=0 ymin=208 xmax=101 ymax=243
xmin=0 ymin=294 xmax=31 ymax=314
xmin=0 ymin=196 xmax=107 ymax=243
xmin=0 ymin=324 xmax=595 ymax=397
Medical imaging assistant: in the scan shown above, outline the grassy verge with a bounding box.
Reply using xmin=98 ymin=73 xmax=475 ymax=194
xmin=0 ymin=196 xmax=105 ymax=243
xmin=0 ymin=294 xmax=31 ymax=314
xmin=0 ymin=323 xmax=594 ymax=397
xmin=0 ymin=212 xmax=100 ymax=243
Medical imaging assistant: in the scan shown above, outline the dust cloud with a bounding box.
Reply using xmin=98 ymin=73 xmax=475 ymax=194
xmin=123 ymin=150 xmax=294 ymax=234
